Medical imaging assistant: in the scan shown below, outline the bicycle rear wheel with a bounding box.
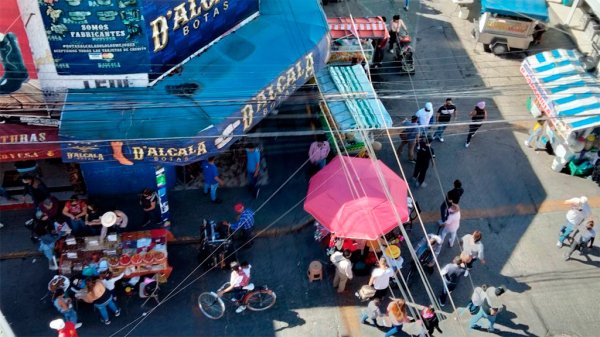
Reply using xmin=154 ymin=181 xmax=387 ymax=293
xmin=245 ymin=290 xmax=276 ymax=311
xmin=198 ymin=292 xmax=225 ymax=319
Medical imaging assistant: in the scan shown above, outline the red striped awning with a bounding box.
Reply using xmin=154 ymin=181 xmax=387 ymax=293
xmin=328 ymin=17 xmax=390 ymax=40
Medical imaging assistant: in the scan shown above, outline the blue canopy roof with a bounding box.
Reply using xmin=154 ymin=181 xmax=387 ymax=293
xmin=481 ymin=0 xmax=549 ymax=22
xmin=59 ymin=0 xmax=329 ymax=165
xmin=316 ymin=65 xmax=392 ymax=131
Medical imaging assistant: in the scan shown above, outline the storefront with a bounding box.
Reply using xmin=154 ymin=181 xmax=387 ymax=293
xmin=315 ymin=64 xmax=392 ymax=155
xmin=327 ymin=17 xmax=388 ymax=64
xmin=57 ymin=0 xmax=330 ymax=196
xmin=520 ymin=49 xmax=600 ymax=176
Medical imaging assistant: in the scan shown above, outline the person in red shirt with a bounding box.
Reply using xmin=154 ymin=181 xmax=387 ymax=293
xmin=49 ymin=318 xmax=78 ymax=337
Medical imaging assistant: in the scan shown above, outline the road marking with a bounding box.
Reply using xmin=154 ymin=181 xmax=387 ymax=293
xmin=417 ymin=196 xmax=600 ymax=223
xmin=338 ymin=304 xmax=361 ymax=337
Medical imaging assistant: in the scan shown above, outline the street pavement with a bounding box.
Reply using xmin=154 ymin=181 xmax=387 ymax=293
xmin=2 ymin=0 xmax=600 ymax=336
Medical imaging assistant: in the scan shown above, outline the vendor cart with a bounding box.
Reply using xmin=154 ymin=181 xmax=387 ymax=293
xmin=520 ymin=49 xmax=600 ymax=176
xmin=58 ymin=229 xmax=172 ymax=282
xmin=474 ymin=0 xmax=549 ymax=55
xmin=327 ymin=17 xmax=388 ymax=65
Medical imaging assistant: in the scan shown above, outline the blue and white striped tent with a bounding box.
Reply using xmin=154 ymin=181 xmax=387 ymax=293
xmin=520 ymin=49 xmax=600 ymax=132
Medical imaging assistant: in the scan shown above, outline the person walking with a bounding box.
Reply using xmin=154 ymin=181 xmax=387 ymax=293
xmin=439 ymin=179 xmax=464 ymax=225
xmin=356 ymin=257 xmax=394 ymax=300
xmin=330 ymin=250 xmax=353 ymax=293
xmin=397 ymin=115 xmax=419 ymax=163
xmin=465 ymin=101 xmax=487 ymax=148
xmin=49 ymin=318 xmax=79 ymax=337
xmin=227 ymin=203 xmax=255 ymax=248
xmin=360 ymin=298 xmax=383 ymax=325
xmin=403 ymin=0 xmax=410 ymax=11
xmin=77 ymin=277 xmax=121 ymax=325
xmin=38 ymin=228 xmax=58 ymax=270
xmin=202 ymin=157 xmax=224 ymax=204
xmin=245 ymin=143 xmax=261 ymax=198
xmin=415 ymin=102 xmax=434 ymax=138
xmin=384 ymin=299 xmax=411 ymax=337
xmin=52 ymin=288 xmax=82 ymax=328
xmin=557 ymin=196 xmax=591 ymax=247
xmin=139 ymin=188 xmax=159 ymax=227
xmin=469 ymin=286 xmax=506 ymax=332
xmin=308 ymin=134 xmax=331 ymax=170
xmin=62 ymin=195 xmax=87 ymax=235
xmin=465 ymin=284 xmax=488 ymax=315
xmin=564 ymin=220 xmax=596 ymax=260
xmin=461 ymin=230 xmax=486 ymax=267
xmin=433 ymin=98 xmax=457 ymax=142
xmin=439 ymin=204 xmax=461 ymax=248
xmin=412 ymin=140 xmax=434 ymax=188
xmin=438 ymin=256 xmax=467 ymax=306
xmin=388 ymin=15 xmax=408 ymax=53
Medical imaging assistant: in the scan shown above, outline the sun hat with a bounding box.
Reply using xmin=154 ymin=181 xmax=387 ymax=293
xmin=101 ymin=211 xmax=117 ymax=227
xmin=384 ymin=245 xmax=401 ymax=259
xmin=49 ymin=318 xmax=65 ymax=330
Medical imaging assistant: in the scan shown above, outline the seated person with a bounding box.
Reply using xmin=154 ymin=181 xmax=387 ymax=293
xmin=217 ymin=261 xmax=252 ymax=313
xmin=62 ymin=195 xmax=87 ymax=234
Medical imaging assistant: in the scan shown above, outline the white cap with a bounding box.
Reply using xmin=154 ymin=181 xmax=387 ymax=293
xmin=101 ymin=211 xmax=117 ymax=227
xmin=425 ymin=102 xmax=433 ymax=111
xmin=49 ymin=318 xmax=65 ymax=330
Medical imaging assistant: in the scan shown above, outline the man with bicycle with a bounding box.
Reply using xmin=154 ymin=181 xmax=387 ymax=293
xmin=218 ymin=261 xmax=252 ymax=313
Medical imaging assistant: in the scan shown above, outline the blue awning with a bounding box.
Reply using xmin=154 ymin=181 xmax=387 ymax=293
xmin=520 ymin=49 xmax=600 ymax=133
xmin=481 ymin=0 xmax=549 ymax=22
xmin=316 ymin=65 xmax=392 ymax=132
xmin=59 ymin=0 xmax=330 ymax=165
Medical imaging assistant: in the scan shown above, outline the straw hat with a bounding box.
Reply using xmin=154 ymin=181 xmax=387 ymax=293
xmin=49 ymin=318 xmax=65 ymax=330
xmin=384 ymin=245 xmax=401 ymax=259
xmin=101 ymin=211 xmax=117 ymax=227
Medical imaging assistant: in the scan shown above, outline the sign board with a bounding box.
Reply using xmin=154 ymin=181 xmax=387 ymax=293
xmin=0 ymin=123 xmax=61 ymax=162
xmin=60 ymin=36 xmax=329 ymax=165
xmin=37 ymin=0 xmax=149 ymax=75
xmin=143 ymin=0 xmax=260 ymax=80
xmin=482 ymin=16 xmax=531 ymax=36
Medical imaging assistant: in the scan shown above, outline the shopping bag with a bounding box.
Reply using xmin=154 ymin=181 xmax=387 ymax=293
xmin=358 ymin=285 xmax=376 ymax=300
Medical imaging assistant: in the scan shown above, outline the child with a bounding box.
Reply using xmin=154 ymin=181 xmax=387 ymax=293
xmin=360 ymin=298 xmax=382 ymax=325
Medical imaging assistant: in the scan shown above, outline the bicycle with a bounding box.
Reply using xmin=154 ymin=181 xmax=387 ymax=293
xmin=198 ymin=282 xmax=276 ymax=319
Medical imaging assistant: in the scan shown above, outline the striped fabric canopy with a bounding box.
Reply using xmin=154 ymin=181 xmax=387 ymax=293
xmin=520 ymin=49 xmax=600 ymax=132
xmin=327 ymin=17 xmax=389 ymax=40
xmin=316 ymin=65 xmax=392 ymax=132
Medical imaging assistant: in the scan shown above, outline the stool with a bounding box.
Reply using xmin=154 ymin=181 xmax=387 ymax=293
xmin=307 ymin=261 xmax=323 ymax=282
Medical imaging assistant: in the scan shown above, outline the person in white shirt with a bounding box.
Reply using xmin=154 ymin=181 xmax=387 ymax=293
xmin=466 ymin=284 xmax=488 ymax=314
xmin=557 ymin=196 xmax=591 ymax=247
xmin=461 ymin=230 xmax=485 ymax=268
xmin=369 ymin=258 xmax=394 ymax=299
xmin=218 ymin=261 xmax=251 ymax=313
xmin=330 ymin=250 xmax=353 ymax=293
xmin=439 ymin=204 xmax=461 ymax=248
xmin=415 ymin=102 xmax=434 ymax=138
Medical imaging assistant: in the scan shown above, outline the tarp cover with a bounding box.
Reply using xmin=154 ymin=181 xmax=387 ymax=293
xmin=328 ymin=17 xmax=389 ymax=40
xmin=481 ymin=0 xmax=549 ymax=22
xmin=520 ymin=49 xmax=600 ymax=133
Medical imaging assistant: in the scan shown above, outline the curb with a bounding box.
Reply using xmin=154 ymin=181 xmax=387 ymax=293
xmin=0 ymin=217 xmax=315 ymax=261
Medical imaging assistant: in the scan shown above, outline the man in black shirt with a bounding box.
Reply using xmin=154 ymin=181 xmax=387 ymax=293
xmin=439 ymin=179 xmax=464 ymax=225
xmin=433 ymin=98 xmax=456 ymax=143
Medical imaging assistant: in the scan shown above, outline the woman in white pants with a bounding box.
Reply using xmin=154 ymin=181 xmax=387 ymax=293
xmin=440 ymin=204 xmax=461 ymax=248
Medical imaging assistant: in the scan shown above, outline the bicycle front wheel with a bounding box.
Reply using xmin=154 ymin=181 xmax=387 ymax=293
xmin=245 ymin=290 xmax=276 ymax=311
xmin=198 ymin=292 xmax=225 ymax=319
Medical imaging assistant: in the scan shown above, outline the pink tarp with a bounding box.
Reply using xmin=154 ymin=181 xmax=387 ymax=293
xmin=304 ymin=156 xmax=409 ymax=240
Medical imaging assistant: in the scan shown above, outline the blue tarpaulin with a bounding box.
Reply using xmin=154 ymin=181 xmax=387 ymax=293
xmin=59 ymin=0 xmax=330 ymax=166
xmin=481 ymin=0 xmax=549 ymax=22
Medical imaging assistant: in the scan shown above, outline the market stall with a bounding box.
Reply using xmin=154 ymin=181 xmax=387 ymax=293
xmin=58 ymin=229 xmax=172 ymax=281
xmin=327 ymin=17 xmax=388 ymax=64
xmin=315 ymin=64 xmax=393 ymax=154
xmin=520 ymin=49 xmax=600 ymax=176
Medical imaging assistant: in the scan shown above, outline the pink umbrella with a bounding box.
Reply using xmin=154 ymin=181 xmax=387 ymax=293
xmin=304 ymin=156 xmax=409 ymax=240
